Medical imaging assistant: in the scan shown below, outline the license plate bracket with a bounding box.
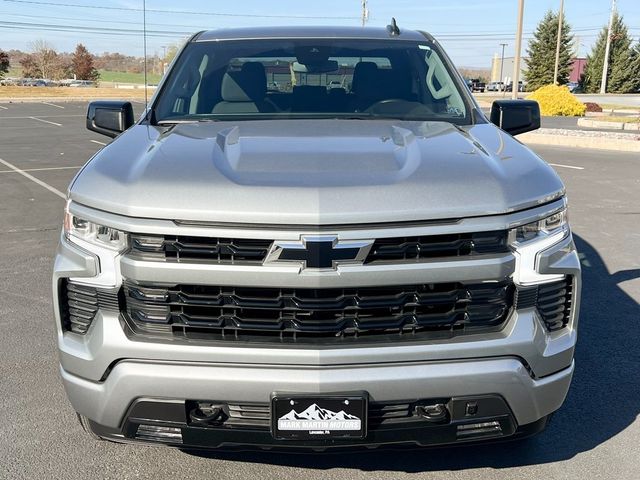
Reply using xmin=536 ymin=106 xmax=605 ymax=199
xmin=271 ymin=393 xmax=367 ymax=440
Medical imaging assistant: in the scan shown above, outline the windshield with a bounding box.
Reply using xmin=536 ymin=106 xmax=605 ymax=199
xmin=154 ymin=39 xmax=470 ymax=124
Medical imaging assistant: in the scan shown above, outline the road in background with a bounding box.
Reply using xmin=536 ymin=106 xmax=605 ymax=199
xmin=0 ymin=103 xmax=638 ymax=480
xmin=574 ymin=94 xmax=640 ymax=107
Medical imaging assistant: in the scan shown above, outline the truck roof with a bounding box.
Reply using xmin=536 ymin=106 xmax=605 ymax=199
xmin=194 ymin=26 xmax=431 ymax=43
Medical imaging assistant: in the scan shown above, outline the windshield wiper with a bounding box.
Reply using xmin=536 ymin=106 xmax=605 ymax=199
xmin=157 ymin=118 xmax=220 ymax=126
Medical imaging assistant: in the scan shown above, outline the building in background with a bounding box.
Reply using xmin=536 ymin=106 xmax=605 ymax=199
xmin=490 ymin=55 xmax=527 ymax=85
xmin=569 ymin=57 xmax=587 ymax=83
xmin=490 ymin=55 xmax=587 ymax=86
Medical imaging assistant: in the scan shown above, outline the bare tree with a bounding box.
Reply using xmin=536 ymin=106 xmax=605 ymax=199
xmin=28 ymin=39 xmax=59 ymax=79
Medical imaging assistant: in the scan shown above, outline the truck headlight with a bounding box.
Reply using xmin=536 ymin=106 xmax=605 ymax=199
xmin=510 ymin=208 xmax=569 ymax=285
xmin=510 ymin=209 xmax=568 ymax=245
xmin=64 ymin=202 xmax=127 ymax=252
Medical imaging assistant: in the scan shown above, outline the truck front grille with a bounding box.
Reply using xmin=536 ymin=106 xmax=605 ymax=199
xmin=128 ymin=230 xmax=509 ymax=265
xmin=129 ymin=235 xmax=272 ymax=264
xmin=365 ymin=231 xmax=509 ymax=263
xmin=123 ymin=280 xmax=514 ymax=343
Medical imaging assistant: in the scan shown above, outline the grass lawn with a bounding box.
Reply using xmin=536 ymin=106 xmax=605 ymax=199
xmin=598 ymin=104 xmax=640 ymax=111
xmin=5 ymin=67 xmax=23 ymax=78
xmin=598 ymin=115 xmax=640 ymax=123
xmin=98 ymin=70 xmax=162 ymax=85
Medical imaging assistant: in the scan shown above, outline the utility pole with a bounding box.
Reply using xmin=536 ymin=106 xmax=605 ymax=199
xmin=512 ymin=0 xmax=525 ymax=99
xmin=499 ymin=43 xmax=507 ymax=95
xmin=600 ymin=0 xmax=616 ymax=94
xmin=553 ymin=0 xmax=564 ymax=84
xmin=361 ymin=0 xmax=368 ymax=27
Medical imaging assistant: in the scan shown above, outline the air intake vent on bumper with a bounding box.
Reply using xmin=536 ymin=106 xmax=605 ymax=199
xmin=515 ymin=277 xmax=574 ymax=331
xmin=60 ymin=280 xmax=121 ymax=334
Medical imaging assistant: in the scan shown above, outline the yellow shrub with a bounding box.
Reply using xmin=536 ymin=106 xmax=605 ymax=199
xmin=527 ymin=84 xmax=586 ymax=116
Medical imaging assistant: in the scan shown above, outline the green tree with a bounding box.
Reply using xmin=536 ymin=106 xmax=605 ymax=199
xmin=71 ymin=43 xmax=99 ymax=81
xmin=524 ymin=10 xmax=574 ymax=91
xmin=581 ymin=13 xmax=639 ymax=93
xmin=0 ymin=50 xmax=9 ymax=79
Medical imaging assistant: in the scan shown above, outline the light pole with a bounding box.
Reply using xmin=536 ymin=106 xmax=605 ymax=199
xmin=553 ymin=0 xmax=564 ymax=84
xmin=499 ymin=43 xmax=507 ymax=95
xmin=361 ymin=0 xmax=368 ymax=27
xmin=600 ymin=0 xmax=616 ymax=94
xmin=512 ymin=0 xmax=525 ymax=99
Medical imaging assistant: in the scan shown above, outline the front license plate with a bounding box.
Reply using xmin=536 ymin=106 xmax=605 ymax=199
xmin=272 ymin=394 xmax=367 ymax=440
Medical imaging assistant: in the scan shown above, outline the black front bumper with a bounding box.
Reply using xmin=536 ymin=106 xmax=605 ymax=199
xmin=85 ymin=395 xmax=551 ymax=451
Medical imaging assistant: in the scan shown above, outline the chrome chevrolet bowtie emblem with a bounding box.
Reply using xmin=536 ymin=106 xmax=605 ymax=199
xmin=265 ymin=236 xmax=373 ymax=270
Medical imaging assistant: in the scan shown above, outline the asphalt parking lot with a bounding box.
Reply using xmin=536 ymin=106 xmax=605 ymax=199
xmin=1 ymin=102 xmax=638 ymax=480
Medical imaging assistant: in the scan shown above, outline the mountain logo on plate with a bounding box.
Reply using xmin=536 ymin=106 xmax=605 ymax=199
xmin=277 ymin=403 xmax=361 ymax=431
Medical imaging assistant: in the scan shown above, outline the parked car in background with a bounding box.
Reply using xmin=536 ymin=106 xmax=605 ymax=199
xmin=69 ymin=80 xmax=95 ymax=88
xmin=505 ymin=81 xmax=525 ymax=93
xmin=487 ymin=81 xmax=505 ymax=92
xmin=469 ymin=78 xmax=485 ymax=92
xmin=0 ymin=77 xmax=20 ymax=86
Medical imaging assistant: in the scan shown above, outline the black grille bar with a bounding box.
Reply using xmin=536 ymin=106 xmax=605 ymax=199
xmin=365 ymin=231 xmax=509 ymax=263
xmin=128 ymin=230 xmax=509 ymax=266
xmin=129 ymin=235 xmax=272 ymax=264
xmin=124 ymin=280 xmax=514 ymax=343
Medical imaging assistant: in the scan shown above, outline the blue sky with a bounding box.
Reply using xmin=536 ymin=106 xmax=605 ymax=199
xmin=1 ymin=0 xmax=638 ymax=68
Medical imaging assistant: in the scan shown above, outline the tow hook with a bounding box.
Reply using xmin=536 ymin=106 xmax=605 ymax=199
xmin=415 ymin=403 xmax=449 ymax=423
xmin=189 ymin=404 xmax=225 ymax=426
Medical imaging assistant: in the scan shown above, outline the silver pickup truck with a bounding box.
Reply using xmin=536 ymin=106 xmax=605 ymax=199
xmin=53 ymin=23 xmax=580 ymax=450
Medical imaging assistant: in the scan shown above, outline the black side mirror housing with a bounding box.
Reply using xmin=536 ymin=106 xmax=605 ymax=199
xmin=490 ymin=100 xmax=540 ymax=136
xmin=87 ymin=101 xmax=135 ymax=138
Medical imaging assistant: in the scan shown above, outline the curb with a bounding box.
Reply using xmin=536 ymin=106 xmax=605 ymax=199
xmin=519 ymin=131 xmax=640 ymax=152
xmin=577 ymin=118 xmax=639 ymax=131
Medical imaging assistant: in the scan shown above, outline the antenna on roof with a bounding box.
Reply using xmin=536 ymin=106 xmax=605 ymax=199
xmin=142 ymin=0 xmax=148 ymax=111
xmin=387 ymin=17 xmax=400 ymax=36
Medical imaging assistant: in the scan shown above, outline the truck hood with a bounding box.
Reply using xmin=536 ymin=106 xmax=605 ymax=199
xmin=70 ymin=120 xmax=564 ymax=225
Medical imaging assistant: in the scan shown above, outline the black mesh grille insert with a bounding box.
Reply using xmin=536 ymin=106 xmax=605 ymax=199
xmin=124 ymin=280 xmax=514 ymax=343
xmin=60 ymin=280 xmax=121 ymax=334
xmin=128 ymin=231 xmax=509 ymax=265
xmin=515 ymin=277 xmax=574 ymax=331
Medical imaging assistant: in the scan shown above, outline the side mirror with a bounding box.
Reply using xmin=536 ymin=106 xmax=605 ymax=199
xmin=86 ymin=101 xmax=134 ymax=138
xmin=490 ymin=100 xmax=540 ymax=136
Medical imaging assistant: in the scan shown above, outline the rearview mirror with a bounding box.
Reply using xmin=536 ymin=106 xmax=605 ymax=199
xmin=292 ymin=60 xmax=339 ymax=74
xmin=490 ymin=100 xmax=540 ymax=136
xmin=87 ymin=101 xmax=134 ymax=138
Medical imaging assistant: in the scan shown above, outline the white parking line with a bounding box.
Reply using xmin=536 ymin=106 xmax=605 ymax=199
xmin=548 ymin=163 xmax=585 ymax=170
xmin=90 ymin=140 xmax=107 ymax=146
xmin=42 ymin=102 xmax=65 ymax=109
xmin=0 ymin=114 xmax=82 ymax=119
xmin=29 ymin=116 xmax=63 ymax=127
xmin=0 ymin=158 xmax=66 ymax=199
xmin=0 ymin=105 xmax=8 ymax=110
xmin=0 ymin=165 xmax=83 ymax=174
